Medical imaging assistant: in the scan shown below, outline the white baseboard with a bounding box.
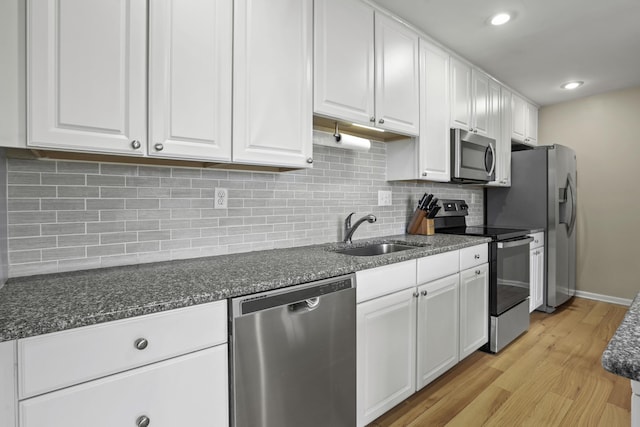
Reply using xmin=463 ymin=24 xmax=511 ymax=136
xmin=575 ymin=290 xmax=632 ymax=306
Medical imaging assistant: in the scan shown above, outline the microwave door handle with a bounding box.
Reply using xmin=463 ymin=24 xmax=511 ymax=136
xmin=485 ymin=143 xmax=496 ymax=176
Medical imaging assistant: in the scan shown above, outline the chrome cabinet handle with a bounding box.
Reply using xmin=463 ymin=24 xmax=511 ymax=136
xmin=421 ymin=290 xmax=428 ymax=296
xmin=134 ymin=338 xmax=148 ymax=350
xmin=378 ymin=118 xmax=384 ymax=124
xmin=474 ymin=254 xmax=480 ymax=259
xmin=370 ymin=116 xmax=376 ymax=122
xmin=131 ymin=140 xmax=141 ymax=150
xmin=413 ymin=291 xmax=419 ymax=298
xmin=136 ymin=415 xmax=150 ymax=427
xmin=306 ymin=157 xmax=313 ymax=164
xmin=475 ymin=270 xmax=481 ymax=275
xmin=154 ymin=143 xmax=164 ymax=151
xmin=422 ymin=172 xmax=427 ymax=177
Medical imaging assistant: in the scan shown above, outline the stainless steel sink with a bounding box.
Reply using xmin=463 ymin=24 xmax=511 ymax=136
xmin=333 ymin=242 xmax=423 ymax=256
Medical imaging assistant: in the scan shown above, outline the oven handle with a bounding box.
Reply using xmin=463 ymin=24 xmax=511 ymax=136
xmin=497 ymin=236 xmax=534 ymax=249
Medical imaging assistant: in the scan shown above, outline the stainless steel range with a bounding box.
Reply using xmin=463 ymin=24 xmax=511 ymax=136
xmin=435 ymin=200 xmax=532 ymax=353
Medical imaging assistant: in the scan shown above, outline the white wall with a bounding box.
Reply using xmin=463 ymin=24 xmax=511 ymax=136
xmin=539 ymin=85 xmax=640 ymax=300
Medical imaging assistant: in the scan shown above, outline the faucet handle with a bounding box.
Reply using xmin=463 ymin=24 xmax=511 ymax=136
xmin=345 ymin=212 xmax=356 ymax=227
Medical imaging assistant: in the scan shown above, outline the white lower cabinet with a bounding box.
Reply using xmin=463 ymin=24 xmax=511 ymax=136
xmin=357 ymin=288 xmax=417 ymax=426
xmin=14 ymin=301 xmax=229 ymax=427
xmin=416 ymin=273 xmax=459 ymax=390
xmin=356 ymin=245 xmax=488 ymax=426
xmin=632 ymin=380 xmax=640 ymax=427
xmin=19 ymin=346 xmax=228 ymax=427
xmin=529 ymin=232 xmax=545 ymax=312
xmin=0 ymin=340 xmax=18 ymax=427
xmin=459 ymin=264 xmax=489 ymax=360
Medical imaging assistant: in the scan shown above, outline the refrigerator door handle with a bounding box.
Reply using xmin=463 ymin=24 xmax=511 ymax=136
xmin=566 ymin=173 xmax=577 ymax=236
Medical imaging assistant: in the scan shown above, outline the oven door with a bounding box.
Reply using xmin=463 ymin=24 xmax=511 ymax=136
xmin=451 ymin=128 xmax=496 ymax=183
xmin=494 ymin=236 xmax=533 ymax=316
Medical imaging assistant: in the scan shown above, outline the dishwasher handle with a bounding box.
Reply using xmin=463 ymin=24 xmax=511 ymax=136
xmin=288 ymin=297 xmax=320 ymax=312
xmin=232 ymin=274 xmax=354 ymax=317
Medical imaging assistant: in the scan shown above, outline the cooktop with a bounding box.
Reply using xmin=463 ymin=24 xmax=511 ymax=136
xmin=433 ymin=199 xmax=531 ymax=241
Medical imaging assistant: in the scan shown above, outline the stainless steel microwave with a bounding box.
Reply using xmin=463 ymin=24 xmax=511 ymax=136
xmin=450 ymin=128 xmax=496 ymax=183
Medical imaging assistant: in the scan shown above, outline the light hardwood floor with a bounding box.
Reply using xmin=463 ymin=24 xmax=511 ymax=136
xmin=369 ymin=297 xmax=631 ymax=427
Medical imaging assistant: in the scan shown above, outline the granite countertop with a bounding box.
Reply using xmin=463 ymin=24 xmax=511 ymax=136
xmin=602 ymin=291 xmax=640 ymax=380
xmin=0 ymin=233 xmax=490 ymax=342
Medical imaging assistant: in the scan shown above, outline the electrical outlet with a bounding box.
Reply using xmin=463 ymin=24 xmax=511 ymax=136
xmin=214 ymin=187 xmax=228 ymax=209
xmin=378 ymin=190 xmax=393 ymax=206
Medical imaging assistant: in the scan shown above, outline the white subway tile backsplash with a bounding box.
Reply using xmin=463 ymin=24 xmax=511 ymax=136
xmin=5 ymin=140 xmax=484 ymax=277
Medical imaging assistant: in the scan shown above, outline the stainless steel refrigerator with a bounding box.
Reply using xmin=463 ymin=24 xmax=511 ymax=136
xmin=486 ymin=144 xmax=577 ymax=312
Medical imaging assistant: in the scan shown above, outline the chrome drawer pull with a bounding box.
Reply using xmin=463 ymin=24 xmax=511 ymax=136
xmin=134 ymin=338 xmax=148 ymax=350
xmin=474 ymin=254 xmax=480 ymax=259
xmin=137 ymin=415 xmax=150 ymax=427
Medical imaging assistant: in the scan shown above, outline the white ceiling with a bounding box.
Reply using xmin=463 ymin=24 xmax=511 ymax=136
xmin=372 ymin=0 xmax=640 ymax=106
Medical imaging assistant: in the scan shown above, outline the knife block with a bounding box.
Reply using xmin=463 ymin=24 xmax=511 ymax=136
xmin=419 ymin=218 xmax=435 ymax=236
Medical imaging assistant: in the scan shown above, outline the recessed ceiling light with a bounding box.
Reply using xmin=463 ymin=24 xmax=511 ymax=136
xmin=561 ymin=81 xmax=584 ymax=90
xmin=490 ymin=13 xmax=511 ymax=26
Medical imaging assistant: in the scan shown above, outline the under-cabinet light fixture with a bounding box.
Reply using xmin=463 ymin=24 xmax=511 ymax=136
xmin=351 ymin=123 xmax=386 ymax=132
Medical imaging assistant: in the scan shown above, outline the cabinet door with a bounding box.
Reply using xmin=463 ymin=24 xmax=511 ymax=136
xmin=459 ymin=264 xmax=489 ymax=360
xmin=314 ymin=0 xmax=374 ymax=126
xmin=418 ymin=39 xmax=450 ymax=182
xmin=0 ymin=341 xmax=17 ymax=427
xmin=27 ymin=0 xmax=147 ymax=156
xmin=449 ymin=57 xmax=471 ymax=130
xmin=233 ymin=0 xmax=313 ymax=168
xmin=530 ymin=247 xmax=545 ymax=312
xmin=357 ymin=288 xmax=416 ymax=427
xmin=487 ymin=82 xmax=509 ymax=187
xmin=500 ymin=87 xmax=512 ymax=186
xmin=148 ymin=0 xmax=232 ymax=161
xmin=511 ymin=94 xmax=526 ymax=142
xmin=471 ymin=69 xmax=489 ymax=136
xmin=20 ymin=346 xmax=228 ymax=427
xmin=526 ymin=102 xmax=539 ymax=144
xmin=374 ymin=13 xmax=420 ymax=136
xmin=416 ymin=274 xmax=459 ymax=390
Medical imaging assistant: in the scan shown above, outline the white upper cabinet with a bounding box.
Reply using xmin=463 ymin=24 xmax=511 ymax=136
xmin=314 ymin=0 xmax=375 ymax=126
xmin=417 ymin=40 xmax=450 ymax=182
xmin=471 ymin=69 xmax=490 ymax=137
xmin=449 ymin=57 xmax=472 ymax=130
xmin=450 ymin=59 xmax=491 ymax=137
xmin=512 ymin=93 xmax=538 ymax=145
xmin=27 ymin=0 xmax=147 ymax=156
xmin=314 ymin=0 xmax=419 ymax=136
xmin=387 ymin=39 xmax=449 ymax=182
xmin=233 ymin=0 xmax=313 ymax=168
xmin=487 ymin=82 xmax=512 ymax=187
xmin=526 ymin=102 xmax=539 ymax=144
xmin=148 ymin=0 xmax=232 ymax=162
xmin=374 ymin=13 xmax=420 ymax=135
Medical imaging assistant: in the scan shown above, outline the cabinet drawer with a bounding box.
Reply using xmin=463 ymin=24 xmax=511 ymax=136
xmin=356 ymin=260 xmax=417 ymax=303
xmin=18 ymin=300 xmax=227 ymax=399
xmin=417 ymin=250 xmax=459 ymax=284
xmin=459 ymin=244 xmax=488 ymax=271
xmin=20 ymin=345 xmax=228 ymax=427
xmin=529 ymin=232 xmax=544 ymax=249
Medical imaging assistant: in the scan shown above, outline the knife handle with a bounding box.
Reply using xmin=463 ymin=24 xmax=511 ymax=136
xmin=407 ymin=209 xmax=427 ymax=234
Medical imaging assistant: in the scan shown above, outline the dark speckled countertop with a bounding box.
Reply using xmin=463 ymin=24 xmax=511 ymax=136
xmin=602 ymin=292 xmax=640 ymax=381
xmin=0 ymin=233 xmax=489 ymax=342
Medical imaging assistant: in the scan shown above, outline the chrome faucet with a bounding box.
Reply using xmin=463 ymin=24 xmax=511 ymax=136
xmin=343 ymin=212 xmax=377 ymax=243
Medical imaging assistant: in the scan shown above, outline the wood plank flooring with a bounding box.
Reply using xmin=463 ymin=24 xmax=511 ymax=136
xmin=369 ymin=297 xmax=631 ymax=427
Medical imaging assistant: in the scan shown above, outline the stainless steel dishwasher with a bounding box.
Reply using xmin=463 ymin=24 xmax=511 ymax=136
xmin=230 ymin=274 xmax=356 ymax=427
